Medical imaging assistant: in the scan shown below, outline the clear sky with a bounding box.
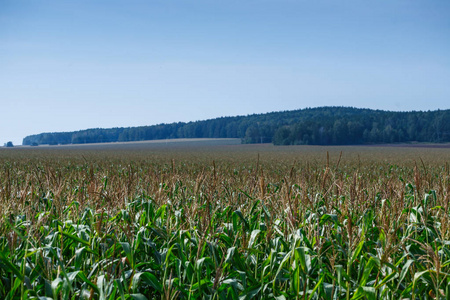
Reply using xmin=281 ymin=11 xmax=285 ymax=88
xmin=1 ymin=0 xmax=449 ymax=145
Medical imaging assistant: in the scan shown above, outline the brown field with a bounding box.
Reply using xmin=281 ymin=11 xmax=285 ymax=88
xmin=3 ymin=139 xmax=449 ymax=167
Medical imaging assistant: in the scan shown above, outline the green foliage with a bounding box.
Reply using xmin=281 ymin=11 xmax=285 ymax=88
xmin=0 ymin=145 xmax=450 ymax=299
xmin=22 ymin=107 xmax=450 ymax=146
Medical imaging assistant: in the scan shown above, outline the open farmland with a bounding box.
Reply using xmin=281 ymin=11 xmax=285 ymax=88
xmin=1 ymin=141 xmax=450 ymax=299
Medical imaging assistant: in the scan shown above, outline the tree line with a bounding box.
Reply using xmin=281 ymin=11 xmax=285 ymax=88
xmin=22 ymin=107 xmax=450 ymax=146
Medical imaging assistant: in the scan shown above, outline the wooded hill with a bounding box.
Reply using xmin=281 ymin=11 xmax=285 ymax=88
xmin=22 ymin=107 xmax=450 ymax=146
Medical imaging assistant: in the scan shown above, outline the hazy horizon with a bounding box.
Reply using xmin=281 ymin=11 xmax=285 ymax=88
xmin=1 ymin=1 xmax=450 ymax=145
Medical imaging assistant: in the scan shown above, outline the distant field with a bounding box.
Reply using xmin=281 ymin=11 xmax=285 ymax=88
xmin=18 ymin=138 xmax=242 ymax=148
xmin=0 ymin=143 xmax=449 ymax=299
xmin=4 ymin=140 xmax=450 ymax=167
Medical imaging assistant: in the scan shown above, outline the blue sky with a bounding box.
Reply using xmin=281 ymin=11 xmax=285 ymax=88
xmin=1 ymin=0 xmax=449 ymax=145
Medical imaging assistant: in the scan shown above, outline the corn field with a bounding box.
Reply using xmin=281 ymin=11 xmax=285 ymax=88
xmin=0 ymin=144 xmax=449 ymax=299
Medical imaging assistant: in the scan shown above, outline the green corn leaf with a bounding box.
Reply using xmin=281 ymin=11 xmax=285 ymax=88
xmin=274 ymin=250 xmax=292 ymax=281
xmin=295 ymin=247 xmax=311 ymax=274
xmin=221 ymin=278 xmax=244 ymax=292
xmin=233 ymin=210 xmax=250 ymax=231
xmin=308 ymin=273 xmax=324 ymax=300
xmin=239 ymin=286 xmax=261 ymax=300
xmin=359 ymin=257 xmax=376 ymax=286
xmin=130 ymin=294 xmax=148 ymax=300
xmin=413 ymin=270 xmax=430 ymax=284
xmin=238 ymin=189 xmax=254 ymax=200
xmin=350 ymin=239 xmax=364 ymax=266
xmin=397 ymin=259 xmax=414 ymax=289
xmin=67 ymin=270 xmax=99 ymax=294
xmin=225 ymin=247 xmax=236 ymax=264
xmin=7 ymin=277 xmax=22 ymax=300
xmin=51 ymin=278 xmax=63 ymax=299
xmin=132 ymin=272 xmax=162 ymax=293
xmin=351 ymin=286 xmax=376 ymax=300
xmin=61 ymin=230 xmax=90 ymax=247
xmin=319 ymin=214 xmax=338 ymax=226
xmin=248 ymin=230 xmax=261 ymax=249
xmin=249 ymin=199 xmax=261 ymax=216
xmin=114 ymin=279 xmax=126 ymax=300
xmin=322 ymin=282 xmax=333 ymax=300
xmin=120 ymin=242 xmax=134 ymax=269
xmin=218 ymin=233 xmax=233 ymax=247
xmin=97 ymin=275 xmax=106 ymax=300
xmin=375 ymin=270 xmax=397 ymax=289
xmin=0 ymin=251 xmax=24 ymax=281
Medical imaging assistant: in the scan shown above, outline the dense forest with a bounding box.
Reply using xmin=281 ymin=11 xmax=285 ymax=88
xmin=22 ymin=107 xmax=450 ymax=146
